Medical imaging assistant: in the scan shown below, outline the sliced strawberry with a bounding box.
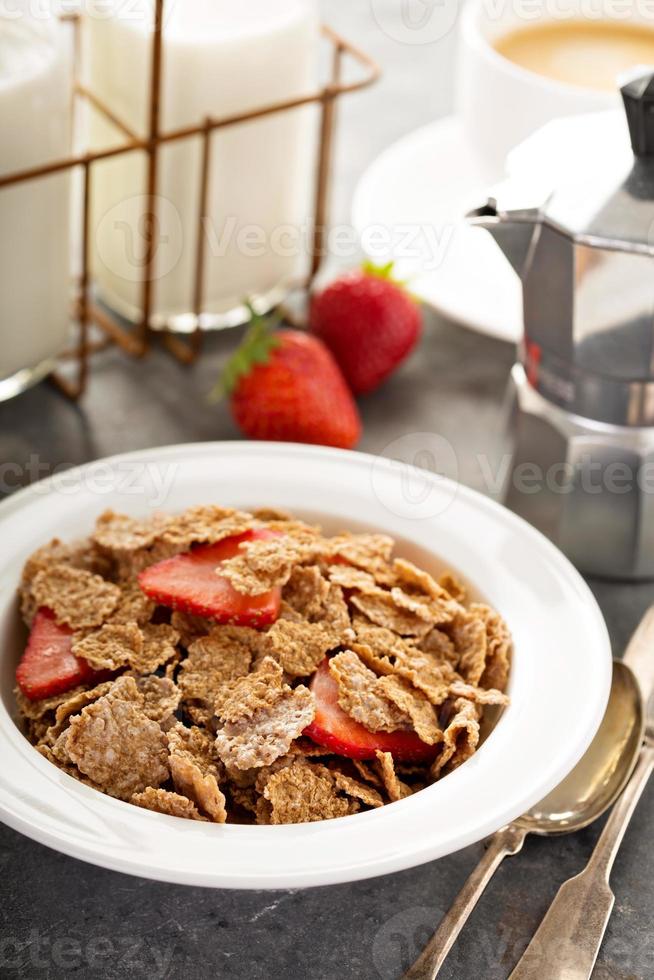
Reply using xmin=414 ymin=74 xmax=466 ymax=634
xmin=137 ymin=529 xmax=281 ymax=627
xmin=304 ymin=657 xmax=438 ymax=763
xmin=16 ymin=608 xmax=99 ymax=701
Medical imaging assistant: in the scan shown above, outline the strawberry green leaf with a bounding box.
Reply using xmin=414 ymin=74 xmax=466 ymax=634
xmin=361 ymin=258 xmax=412 ymax=290
xmin=361 ymin=259 xmax=396 ymax=281
xmin=209 ymin=302 xmax=281 ymax=401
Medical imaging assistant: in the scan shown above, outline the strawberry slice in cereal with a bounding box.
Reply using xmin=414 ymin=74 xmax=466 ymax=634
xmin=304 ymin=657 xmax=438 ymax=763
xmin=138 ymin=529 xmax=282 ymax=627
xmin=16 ymin=608 xmax=100 ymax=701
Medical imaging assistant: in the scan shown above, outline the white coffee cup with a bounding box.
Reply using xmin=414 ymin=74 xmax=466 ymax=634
xmin=456 ymin=0 xmax=653 ymax=179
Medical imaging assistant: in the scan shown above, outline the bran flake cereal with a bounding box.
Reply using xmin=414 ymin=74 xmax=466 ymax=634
xmin=65 ymin=692 xmax=169 ymax=799
xmin=178 ymin=627 xmax=260 ymax=704
xmin=31 ymin=563 xmax=121 ymax=630
xmin=167 ymin=723 xmax=227 ymax=822
xmin=350 ymin=590 xmax=434 ymax=638
xmin=375 ymin=751 xmax=412 ymax=802
xmin=214 ymin=660 xmax=315 ymax=770
xmin=132 ymin=787 xmax=207 ymax=820
xmin=15 ymin=504 xmax=511 ymax=825
xmin=265 ymin=619 xmax=339 ymax=677
xmin=431 ymin=698 xmax=481 ymax=778
xmin=263 ymin=762 xmax=358 ymax=823
xmin=72 ymin=623 xmax=143 ymax=671
xmin=328 ymin=651 xmax=412 ymax=734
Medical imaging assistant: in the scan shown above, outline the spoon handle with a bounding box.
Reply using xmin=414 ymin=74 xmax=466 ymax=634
xmin=622 ymin=604 xmax=654 ymax=703
xmin=402 ymin=823 xmax=528 ymax=980
xmin=509 ymin=742 xmax=654 ymax=980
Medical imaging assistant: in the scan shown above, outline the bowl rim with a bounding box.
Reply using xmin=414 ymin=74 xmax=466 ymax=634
xmin=0 ymin=441 xmax=612 ymax=888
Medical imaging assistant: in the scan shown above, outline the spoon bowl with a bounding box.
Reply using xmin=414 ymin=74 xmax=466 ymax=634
xmin=518 ymin=660 xmax=644 ymax=835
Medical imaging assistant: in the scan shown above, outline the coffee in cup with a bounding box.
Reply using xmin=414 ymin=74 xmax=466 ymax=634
xmin=457 ymin=0 xmax=654 ymax=178
xmin=494 ymin=19 xmax=654 ymax=91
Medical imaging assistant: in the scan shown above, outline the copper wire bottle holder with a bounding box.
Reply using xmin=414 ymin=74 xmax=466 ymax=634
xmin=0 ymin=3 xmax=379 ymax=398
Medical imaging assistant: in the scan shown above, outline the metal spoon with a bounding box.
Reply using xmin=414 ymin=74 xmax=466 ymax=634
xmin=403 ymin=607 xmax=654 ymax=980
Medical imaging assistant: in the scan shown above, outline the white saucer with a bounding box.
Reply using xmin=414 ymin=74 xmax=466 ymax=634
xmin=352 ymin=116 xmax=522 ymax=343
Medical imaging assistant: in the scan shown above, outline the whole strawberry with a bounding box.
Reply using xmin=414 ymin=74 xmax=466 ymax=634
xmin=214 ymin=310 xmax=361 ymax=449
xmin=309 ymin=261 xmax=422 ymax=395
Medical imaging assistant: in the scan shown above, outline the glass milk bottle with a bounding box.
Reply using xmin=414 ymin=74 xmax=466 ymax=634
xmin=0 ymin=7 xmax=72 ymax=399
xmin=85 ymin=0 xmax=319 ymax=331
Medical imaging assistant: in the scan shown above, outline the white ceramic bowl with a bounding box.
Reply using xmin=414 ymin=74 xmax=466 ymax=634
xmin=0 ymin=442 xmax=611 ymax=888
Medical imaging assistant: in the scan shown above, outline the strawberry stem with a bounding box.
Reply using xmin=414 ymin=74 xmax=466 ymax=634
xmin=210 ymin=303 xmax=282 ymax=401
xmin=361 ymin=259 xmax=396 ymax=281
xmin=361 ymin=258 xmax=412 ymax=289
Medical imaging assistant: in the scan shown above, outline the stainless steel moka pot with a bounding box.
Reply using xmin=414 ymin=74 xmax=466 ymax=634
xmin=469 ymin=71 xmax=654 ymax=579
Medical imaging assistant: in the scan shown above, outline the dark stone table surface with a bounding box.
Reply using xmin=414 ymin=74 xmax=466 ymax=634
xmin=1 ymin=4 xmax=653 ymax=977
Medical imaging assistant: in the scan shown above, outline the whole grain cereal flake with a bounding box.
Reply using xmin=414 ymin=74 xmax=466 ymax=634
xmin=350 ymin=590 xmax=433 ymax=639
xmin=30 ymin=563 xmax=121 ymax=630
xmin=262 ymin=762 xmax=358 ymax=824
xmin=389 ymin=585 xmax=457 ymax=627
xmin=326 ymin=565 xmax=378 ymax=593
xmin=328 ymin=651 xmax=412 ymax=734
xmin=170 ymin=610 xmax=213 ymax=647
xmin=450 ymin=607 xmax=488 ymax=686
xmin=418 ymin=626 xmax=459 ymax=667
xmin=476 ymin=604 xmax=512 ymax=693
xmin=219 ymin=536 xmax=299 ymax=596
xmin=352 ymin=635 xmax=456 ymax=707
xmin=167 ymin=723 xmax=227 ymax=822
xmin=392 ymin=558 xmax=463 ymax=618
xmin=214 ymin=688 xmax=315 ymax=771
xmin=214 ymin=658 xmax=315 ymax=770
xmin=93 ymin=510 xmax=162 ymax=554
xmin=431 ymin=698 xmax=480 ymax=778
xmin=447 ymin=680 xmax=509 ymax=706
xmin=42 ymin=681 xmax=115 ymax=745
xmin=265 ymin=619 xmax=339 ymax=677
xmin=160 ymin=506 xmax=254 ymax=549
xmin=14 ymin=686 xmax=86 ymax=722
xmin=72 ymin=622 xmax=143 ymax=671
xmin=108 ymin=581 xmax=155 ymax=626
xmin=213 ymin=656 xmax=285 ymax=722
xmin=438 ymin=572 xmax=467 ymax=604
xmin=331 ymin=770 xmax=384 ymax=808
xmin=375 ymin=750 xmax=412 ymax=802
xmin=132 ymin=787 xmax=206 ymax=821
xmin=131 ymin=623 xmax=180 ymax=674
xmin=282 ymin=565 xmax=330 ymax=620
xmin=178 ymin=626 xmax=260 ymax=704
xmin=327 ymin=533 xmax=394 ymax=579
xmin=19 ymin=538 xmax=111 ymax=625
xmin=65 ymin=690 xmax=169 ymax=799
xmin=376 ymin=674 xmax=443 ymax=745
xmin=135 ymin=675 xmax=181 ymax=724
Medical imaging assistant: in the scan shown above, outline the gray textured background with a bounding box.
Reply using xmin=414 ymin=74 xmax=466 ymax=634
xmin=1 ymin=2 xmax=653 ymax=977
